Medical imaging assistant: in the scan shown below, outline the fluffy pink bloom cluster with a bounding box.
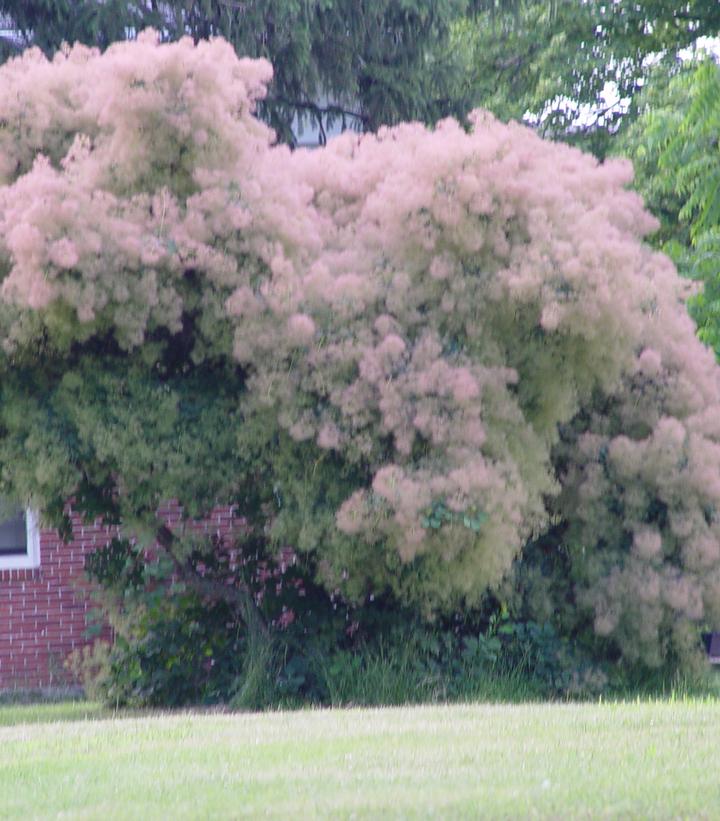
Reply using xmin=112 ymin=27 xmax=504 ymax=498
xmin=0 ymin=31 xmax=275 ymax=349
xmin=1 ymin=34 xmax=719 ymax=661
xmin=548 ymin=279 xmax=720 ymax=665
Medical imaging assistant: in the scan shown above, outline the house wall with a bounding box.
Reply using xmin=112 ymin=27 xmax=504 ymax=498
xmin=0 ymin=510 xmax=112 ymax=690
xmin=0 ymin=503 xmax=241 ymax=691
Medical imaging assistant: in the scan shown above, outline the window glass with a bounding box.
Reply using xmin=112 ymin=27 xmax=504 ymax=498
xmin=0 ymin=507 xmax=26 ymax=556
xmin=0 ymin=503 xmax=39 ymax=569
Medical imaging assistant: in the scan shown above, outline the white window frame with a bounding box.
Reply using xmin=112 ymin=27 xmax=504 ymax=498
xmin=0 ymin=509 xmax=40 ymax=570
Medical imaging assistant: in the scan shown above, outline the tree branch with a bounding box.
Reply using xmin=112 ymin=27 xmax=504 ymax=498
xmin=265 ymin=95 xmax=368 ymax=130
xmin=155 ymin=524 xmax=269 ymax=638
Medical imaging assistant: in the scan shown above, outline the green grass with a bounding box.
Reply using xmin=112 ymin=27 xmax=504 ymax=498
xmin=0 ymin=700 xmax=108 ymax=726
xmin=2 ymin=699 xmax=720 ymax=818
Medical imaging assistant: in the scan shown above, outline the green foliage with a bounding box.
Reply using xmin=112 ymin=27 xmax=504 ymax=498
xmin=84 ymin=521 xmax=603 ymax=707
xmin=85 ymin=527 xmax=356 ymax=707
xmin=615 ymin=60 xmax=696 ymax=256
xmin=659 ymin=60 xmax=720 ymax=355
xmin=420 ymin=500 xmax=487 ymax=533
xmin=0 ymin=1 xmax=149 ymax=59
xmin=617 ymin=57 xmax=720 ymax=355
xmin=262 ymin=609 xmax=607 ymax=707
xmin=86 ymin=544 xmax=246 ymax=707
xmin=667 ymin=62 xmax=720 ymax=237
xmin=458 ymin=1 xmax=720 ymax=157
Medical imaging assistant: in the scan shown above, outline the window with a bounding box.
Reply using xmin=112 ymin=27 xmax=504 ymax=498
xmin=0 ymin=506 xmax=40 ymax=570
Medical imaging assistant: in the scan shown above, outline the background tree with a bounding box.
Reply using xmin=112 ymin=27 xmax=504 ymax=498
xmin=0 ymin=0 xmax=471 ymax=146
xmin=617 ymin=56 xmax=720 ymax=355
xmin=0 ymin=1 xmax=159 ymax=59
xmin=455 ymin=1 xmax=720 ymax=157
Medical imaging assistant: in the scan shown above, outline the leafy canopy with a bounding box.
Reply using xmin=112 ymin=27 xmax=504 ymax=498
xmin=458 ymin=0 xmax=720 ymax=157
xmin=618 ymin=56 xmax=720 ymax=356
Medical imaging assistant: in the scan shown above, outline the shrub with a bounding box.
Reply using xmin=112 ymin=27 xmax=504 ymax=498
xmin=0 ymin=32 xmax=718 ymax=688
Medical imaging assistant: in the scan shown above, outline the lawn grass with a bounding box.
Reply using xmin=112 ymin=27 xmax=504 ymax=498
xmin=1 ymin=698 xmax=719 ymax=819
xmin=0 ymin=700 xmax=108 ymax=726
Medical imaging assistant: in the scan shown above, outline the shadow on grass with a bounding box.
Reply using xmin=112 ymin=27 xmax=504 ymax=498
xmin=0 ymin=699 xmax=108 ymax=726
xmin=2 ymin=667 xmax=718 ymax=726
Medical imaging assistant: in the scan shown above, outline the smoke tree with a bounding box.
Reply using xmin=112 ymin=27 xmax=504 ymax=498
xmin=0 ymin=32 xmax=719 ymax=672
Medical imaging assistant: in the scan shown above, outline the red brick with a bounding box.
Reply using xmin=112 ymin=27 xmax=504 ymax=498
xmin=0 ymin=502 xmax=242 ymax=689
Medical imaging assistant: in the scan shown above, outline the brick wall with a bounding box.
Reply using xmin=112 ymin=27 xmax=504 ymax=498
xmin=0 ymin=511 xmax=114 ymax=690
xmin=0 ymin=503 xmax=241 ymax=691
